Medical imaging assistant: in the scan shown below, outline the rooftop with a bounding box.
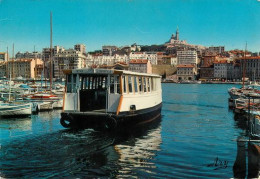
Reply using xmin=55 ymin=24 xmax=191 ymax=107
xmin=177 ymin=64 xmax=194 ymax=68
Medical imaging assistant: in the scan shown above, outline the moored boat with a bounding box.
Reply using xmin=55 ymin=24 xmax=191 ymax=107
xmin=60 ymin=68 xmax=162 ymax=130
xmin=0 ymin=102 xmax=32 ymax=117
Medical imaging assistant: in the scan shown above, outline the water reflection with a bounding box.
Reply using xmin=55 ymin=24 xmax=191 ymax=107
xmin=233 ymin=138 xmax=260 ymax=178
xmin=0 ymin=116 xmax=162 ymax=178
xmin=0 ymin=118 xmax=32 ymax=141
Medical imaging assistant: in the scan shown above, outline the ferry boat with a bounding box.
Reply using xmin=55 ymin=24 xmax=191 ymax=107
xmin=60 ymin=68 xmax=162 ymax=130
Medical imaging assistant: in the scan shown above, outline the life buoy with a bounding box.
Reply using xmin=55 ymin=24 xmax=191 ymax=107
xmin=60 ymin=115 xmax=74 ymax=128
xmin=103 ymin=116 xmax=117 ymax=130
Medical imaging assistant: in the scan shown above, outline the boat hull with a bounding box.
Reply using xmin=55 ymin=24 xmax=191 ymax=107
xmin=60 ymin=103 xmax=162 ymax=130
xmin=0 ymin=103 xmax=32 ymax=118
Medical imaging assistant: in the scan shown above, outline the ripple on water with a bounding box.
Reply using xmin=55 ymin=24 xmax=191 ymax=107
xmin=1 ymin=84 xmax=256 ymax=178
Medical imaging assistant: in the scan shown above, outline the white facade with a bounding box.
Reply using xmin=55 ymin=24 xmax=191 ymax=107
xmin=214 ymin=62 xmax=233 ymax=79
xmin=53 ymin=46 xmax=87 ymax=78
xmin=86 ymin=54 xmax=129 ymax=67
xmin=177 ymin=50 xmax=198 ymax=65
xmin=129 ymin=52 xmax=158 ymax=65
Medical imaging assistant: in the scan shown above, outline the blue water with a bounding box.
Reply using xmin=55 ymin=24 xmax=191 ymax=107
xmin=0 ymin=84 xmax=259 ymax=178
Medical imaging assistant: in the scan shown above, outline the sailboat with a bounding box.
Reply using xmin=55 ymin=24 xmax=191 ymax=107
xmin=0 ymin=47 xmax=32 ymax=117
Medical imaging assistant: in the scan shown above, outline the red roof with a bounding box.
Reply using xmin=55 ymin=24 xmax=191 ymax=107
xmin=129 ymin=59 xmax=148 ymax=64
xmin=237 ymin=56 xmax=260 ymax=60
xmin=177 ymin=64 xmax=194 ymax=68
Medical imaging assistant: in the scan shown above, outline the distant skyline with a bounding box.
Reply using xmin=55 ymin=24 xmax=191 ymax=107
xmin=0 ymin=0 xmax=260 ymax=54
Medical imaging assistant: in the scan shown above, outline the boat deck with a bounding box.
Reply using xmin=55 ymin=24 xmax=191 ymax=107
xmin=64 ymin=109 xmax=109 ymax=116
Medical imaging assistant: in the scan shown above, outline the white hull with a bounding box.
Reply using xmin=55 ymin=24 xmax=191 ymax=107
xmin=0 ymin=103 xmax=32 ymax=117
xmin=38 ymin=102 xmax=54 ymax=111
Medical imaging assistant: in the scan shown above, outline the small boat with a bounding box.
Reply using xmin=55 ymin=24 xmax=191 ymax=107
xmin=60 ymin=68 xmax=162 ymax=130
xmin=0 ymin=103 xmax=32 ymax=117
xmin=23 ymin=93 xmax=63 ymax=111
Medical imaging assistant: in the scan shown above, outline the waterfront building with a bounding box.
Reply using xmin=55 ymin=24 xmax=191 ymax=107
xmin=176 ymin=64 xmax=196 ymax=81
xmin=208 ymin=46 xmax=225 ymax=54
xmin=213 ymin=60 xmax=233 ymax=80
xmin=0 ymin=52 xmax=7 ymax=62
xmin=129 ymin=59 xmax=152 ymax=74
xmin=201 ymin=53 xmax=217 ymax=67
xmin=236 ymin=56 xmax=260 ymax=81
xmin=200 ymin=67 xmax=214 ymax=80
xmin=177 ymin=50 xmax=198 ymax=65
xmin=6 ymin=58 xmax=43 ymax=79
xmin=53 ymin=44 xmax=87 ymax=78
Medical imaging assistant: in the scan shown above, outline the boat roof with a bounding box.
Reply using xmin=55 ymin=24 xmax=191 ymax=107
xmin=64 ymin=68 xmax=161 ymax=78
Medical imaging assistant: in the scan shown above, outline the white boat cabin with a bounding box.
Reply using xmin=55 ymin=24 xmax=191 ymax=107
xmin=63 ymin=68 xmax=162 ymax=114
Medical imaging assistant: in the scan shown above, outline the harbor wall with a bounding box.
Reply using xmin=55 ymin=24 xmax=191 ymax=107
xmin=152 ymin=65 xmax=176 ymax=76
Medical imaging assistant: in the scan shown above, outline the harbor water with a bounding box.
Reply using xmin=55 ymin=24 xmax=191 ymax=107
xmin=0 ymin=84 xmax=259 ymax=178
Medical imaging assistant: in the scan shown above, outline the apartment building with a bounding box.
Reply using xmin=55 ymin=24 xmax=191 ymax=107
xmin=236 ymin=56 xmax=260 ymax=81
xmin=16 ymin=51 xmax=42 ymax=59
xmin=129 ymin=59 xmax=152 ymax=74
xmin=102 ymin=46 xmax=118 ymax=56
xmin=86 ymin=54 xmax=129 ymax=67
xmin=0 ymin=62 xmax=6 ymax=77
xmin=53 ymin=44 xmax=87 ymax=78
xmin=6 ymin=58 xmax=43 ymax=79
xmin=208 ymin=46 xmax=225 ymax=54
xmin=177 ymin=50 xmax=198 ymax=65
xmin=213 ymin=60 xmax=233 ymax=79
xmin=0 ymin=52 xmax=7 ymax=62
xmin=176 ymin=64 xmax=196 ymax=81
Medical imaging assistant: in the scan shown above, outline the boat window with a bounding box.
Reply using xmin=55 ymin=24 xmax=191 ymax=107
xmin=72 ymin=74 xmax=77 ymax=92
xmin=109 ymin=75 xmax=120 ymax=94
xmin=153 ymin=78 xmax=157 ymax=91
xmin=134 ymin=76 xmax=138 ymax=93
xmin=147 ymin=77 xmax=151 ymax=92
xmin=128 ymin=76 xmax=133 ymax=93
xmin=151 ymin=77 xmax=154 ymax=91
xmin=143 ymin=77 xmax=147 ymax=92
xmin=123 ymin=75 xmax=127 ymax=94
xmin=67 ymin=74 xmax=72 ymax=93
xmin=110 ymin=76 xmax=115 ymax=93
xmin=115 ymin=75 xmax=120 ymax=94
xmin=138 ymin=76 xmax=142 ymax=93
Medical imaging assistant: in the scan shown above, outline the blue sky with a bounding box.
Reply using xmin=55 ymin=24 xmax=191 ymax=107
xmin=0 ymin=0 xmax=259 ymax=53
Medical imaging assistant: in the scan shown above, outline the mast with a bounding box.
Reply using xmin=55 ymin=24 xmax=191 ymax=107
xmin=50 ymin=11 xmax=53 ymax=93
xmin=12 ymin=43 xmax=14 ymax=79
xmin=6 ymin=46 xmax=8 ymax=79
xmin=242 ymin=42 xmax=247 ymax=89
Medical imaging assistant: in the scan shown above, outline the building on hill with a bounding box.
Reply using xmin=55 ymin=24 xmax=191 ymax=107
xmin=102 ymin=46 xmax=118 ymax=56
xmin=129 ymin=59 xmax=152 ymax=74
xmin=165 ymin=27 xmax=187 ymax=45
xmin=208 ymin=46 xmax=225 ymax=54
xmin=177 ymin=50 xmax=198 ymax=66
xmin=53 ymin=45 xmax=87 ymax=78
xmin=16 ymin=51 xmax=42 ymax=59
